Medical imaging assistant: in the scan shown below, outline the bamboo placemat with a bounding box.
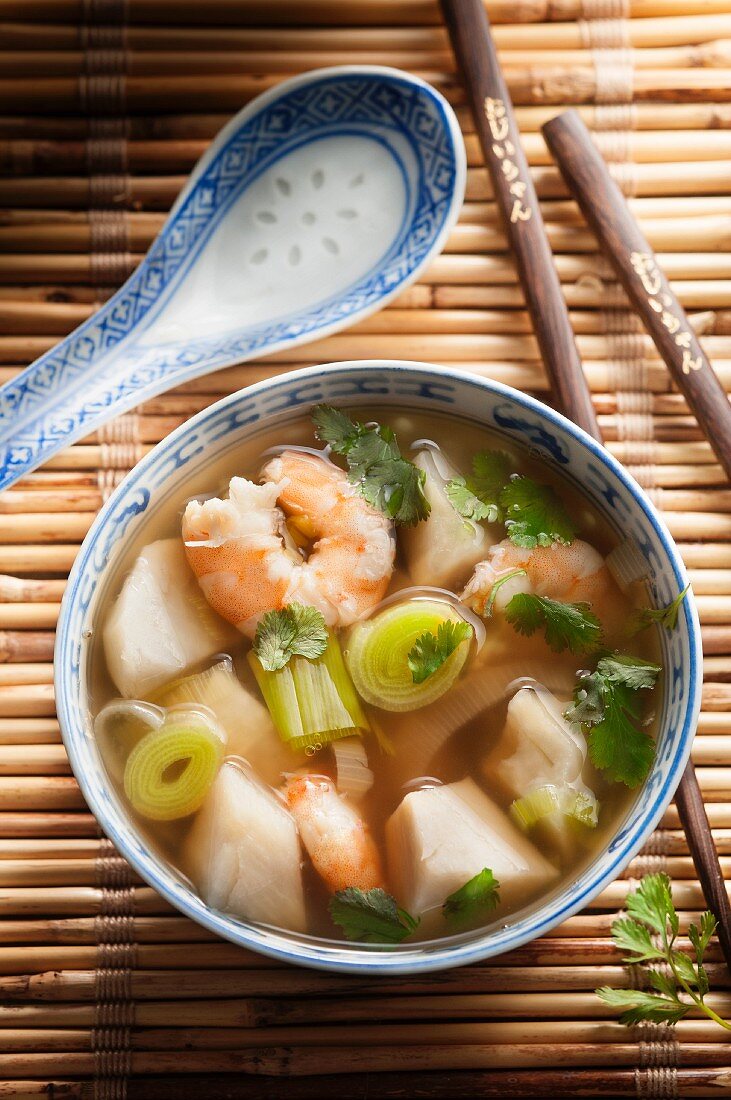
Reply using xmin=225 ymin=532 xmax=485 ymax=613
xmin=2 ymin=0 xmax=731 ymax=1096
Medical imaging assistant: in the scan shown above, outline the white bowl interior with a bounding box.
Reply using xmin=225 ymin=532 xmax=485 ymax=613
xmin=55 ymin=362 xmax=702 ymax=974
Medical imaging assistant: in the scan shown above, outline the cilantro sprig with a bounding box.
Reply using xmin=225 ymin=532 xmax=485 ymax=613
xmin=504 ymin=592 xmax=603 ymax=655
xmin=597 ymin=873 xmax=730 ymax=1031
xmin=565 ymin=654 xmax=660 ymax=788
xmin=252 ymin=604 xmax=328 ymax=672
xmin=329 ymin=887 xmax=419 ymax=944
xmin=407 ymin=619 xmax=473 ymax=684
xmin=312 ymin=405 xmax=429 ymax=526
xmin=630 ymin=584 xmax=690 ymax=636
xmin=445 ymin=447 xmax=576 ymax=548
xmin=443 ymin=868 xmax=500 ymax=928
xmin=500 ymin=475 xmax=576 ymax=548
xmin=445 ymin=450 xmax=511 ymax=523
xmin=482 ymin=569 xmax=527 ymax=618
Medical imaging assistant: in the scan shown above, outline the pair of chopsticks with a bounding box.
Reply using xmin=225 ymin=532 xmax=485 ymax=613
xmin=440 ymin=0 xmax=731 ymax=968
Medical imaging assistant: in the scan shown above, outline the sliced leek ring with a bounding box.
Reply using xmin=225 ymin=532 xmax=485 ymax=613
xmin=123 ymin=712 xmax=224 ymax=821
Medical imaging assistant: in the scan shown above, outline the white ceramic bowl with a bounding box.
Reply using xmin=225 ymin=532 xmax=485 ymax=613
xmin=55 ymin=361 xmax=702 ymax=974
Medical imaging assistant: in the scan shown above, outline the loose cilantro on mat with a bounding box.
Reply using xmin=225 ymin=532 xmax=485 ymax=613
xmin=504 ymin=592 xmax=603 ymax=654
xmin=443 ymin=868 xmax=500 ymax=928
xmin=312 ymin=404 xmax=430 ymax=526
xmin=329 ymin=887 xmax=419 ymax=944
xmin=630 ymin=584 xmax=690 ymax=636
xmin=252 ymin=604 xmax=328 ymax=672
xmin=407 ymin=619 xmax=473 ymax=684
xmin=565 ymin=654 xmax=660 ymax=788
xmin=597 ymin=873 xmax=730 ymax=1031
xmin=500 ymin=475 xmax=577 ymax=548
xmin=445 ymin=449 xmax=512 ymax=523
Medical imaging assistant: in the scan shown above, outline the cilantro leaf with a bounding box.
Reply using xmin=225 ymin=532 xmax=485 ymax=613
xmin=445 ymin=450 xmax=512 ymax=523
xmin=443 ymin=868 xmax=500 ymax=928
xmin=407 ymin=619 xmax=472 ymax=684
xmin=500 ymin=475 xmax=576 ymax=548
xmin=328 ymin=887 xmax=419 ymax=944
xmin=504 ymin=593 xmax=603 ymax=654
xmin=631 ymin=584 xmax=690 ymax=635
xmin=596 ymin=987 xmax=690 ymax=1026
xmin=597 ymin=873 xmax=731 ymax=1032
xmin=566 ymin=654 xmax=660 ymax=788
xmin=312 ymin=405 xmax=429 ymax=526
xmin=253 ymin=604 xmax=328 ymax=671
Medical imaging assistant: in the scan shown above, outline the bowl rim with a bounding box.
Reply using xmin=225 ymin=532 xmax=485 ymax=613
xmin=55 ymin=360 xmax=702 ymax=974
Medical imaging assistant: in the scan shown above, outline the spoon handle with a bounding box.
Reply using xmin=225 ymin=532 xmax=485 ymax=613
xmin=543 ymin=109 xmax=731 ymax=483
xmin=439 ymin=0 xmax=601 ymax=442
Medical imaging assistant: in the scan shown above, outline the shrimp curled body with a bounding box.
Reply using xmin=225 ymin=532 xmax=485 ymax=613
xmin=461 ymin=537 xmax=625 ymax=636
xmin=182 ymin=450 xmax=395 ymax=637
xmin=285 ymin=774 xmax=384 ymax=893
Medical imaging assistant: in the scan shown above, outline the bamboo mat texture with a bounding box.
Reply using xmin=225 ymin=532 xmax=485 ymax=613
xmin=2 ymin=0 xmax=731 ymax=1096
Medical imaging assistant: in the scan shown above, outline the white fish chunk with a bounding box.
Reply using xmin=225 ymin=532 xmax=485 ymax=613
xmin=103 ymin=538 xmax=236 ymax=698
xmin=402 ymin=449 xmax=489 ymax=590
xmin=184 ymin=760 xmax=307 ymax=933
xmin=386 ymin=777 xmax=557 ymax=918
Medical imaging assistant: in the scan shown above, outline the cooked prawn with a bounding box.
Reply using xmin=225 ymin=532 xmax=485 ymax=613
xmin=285 ymin=774 xmax=384 ymax=893
xmin=182 ymin=450 xmax=395 ymax=637
xmin=461 ymin=537 xmax=625 ymax=635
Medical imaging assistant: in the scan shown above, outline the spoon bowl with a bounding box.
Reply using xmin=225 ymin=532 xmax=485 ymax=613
xmin=0 ymin=67 xmax=465 ymax=490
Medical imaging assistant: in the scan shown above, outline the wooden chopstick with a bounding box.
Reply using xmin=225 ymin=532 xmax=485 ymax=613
xmin=541 ymin=109 xmax=731 ymax=970
xmin=439 ymin=0 xmax=601 ymax=442
xmin=439 ymin=0 xmax=731 ymax=972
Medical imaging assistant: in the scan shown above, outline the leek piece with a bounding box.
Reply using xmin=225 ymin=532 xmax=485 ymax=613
xmin=247 ymin=632 xmax=369 ymax=752
xmin=344 ymin=600 xmax=471 ymax=712
xmin=123 ymin=710 xmax=224 ymax=821
xmin=94 ymin=699 xmax=165 ymax=784
xmin=510 ymin=784 xmax=598 ymax=831
xmin=333 ymin=737 xmax=374 ymax=798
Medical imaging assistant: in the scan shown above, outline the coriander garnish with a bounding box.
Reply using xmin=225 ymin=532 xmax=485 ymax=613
xmin=407 ymin=619 xmax=473 ymax=684
xmin=252 ymin=604 xmax=328 ymax=672
xmin=443 ymin=868 xmax=500 ymax=928
xmin=328 ymin=886 xmax=419 ymax=944
xmin=504 ymin=592 xmax=603 ymax=655
xmin=312 ymin=405 xmax=430 ymax=526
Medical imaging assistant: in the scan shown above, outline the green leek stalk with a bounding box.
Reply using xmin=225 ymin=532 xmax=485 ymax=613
xmin=247 ymin=632 xmax=369 ymax=751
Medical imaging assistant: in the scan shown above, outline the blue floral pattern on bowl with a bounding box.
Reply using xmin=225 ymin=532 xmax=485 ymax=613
xmin=55 ymin=362 xmax=702 ymax=974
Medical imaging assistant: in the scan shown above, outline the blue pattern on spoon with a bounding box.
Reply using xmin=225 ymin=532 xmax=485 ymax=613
xmin=0 ymin=68 xmax=465 ymax=490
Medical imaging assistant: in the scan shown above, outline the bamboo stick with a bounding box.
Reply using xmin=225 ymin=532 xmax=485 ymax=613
xmin=0 ymin=746 xmax=68 ymax=775
xmin=0 ymin=885 xmax=171 ymax=917
xmin=0 ymin=838 xmax=102 ymax=859
xmin=0 ymin=812 xmax=97 ymax=837
xmin=0 ymin=719 xmax=60 ymax=744
xmin=0 ymin=632 xmax=55 ymax=663
xmin=0 ymin=606 xmax=58 ymax=629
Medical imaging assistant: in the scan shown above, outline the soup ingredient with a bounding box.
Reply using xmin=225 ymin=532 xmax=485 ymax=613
xmin=386 ymin=778 xmax=557 ymax=918
xmin=94 ymin=699 xmax=165 ymax=783
xmin=184 ymin=760 xmax=307 ymax=933
xmin=151 ymin=658 xmax=299 ymax=787
xmin=182 ymin=451 xmax=395 ymax=635
xmin=511 ymin=784 xmax=597 ymax=832
xmin=346 ymin=600 xmax=472 ymax=712
xmin=252 ymin=604 xmax=328 ymax=671
xmin=631 ymin=584 xmax=690 ymax=635
xmin=445 ymin=450 xmax=511 ymax=523
xmin=504 ymin=593 xmax=602 ymax=654
xmin=462 ymin=538 xmax=623 ymax=635
xmin=501 ymin=475 xmax=576 ymax=548
xmin=482 ymin=569 xmax=527 ymax=617
xmin=329 ymin=886 xmax=419 ymax=944
xmin=333 ymin=737 xmax=374 ymax=799
xmin=391 ymin=658 xmax=577 ymax=781
xmin=248 ymin=631 xmax=368 ymax=751
xmin=285 ymin=774 xmax=384 ymax=893
xmin=596 ymin=873 xmax=730 ymax=1031
xmin=103 ymin=538 xmax=236 ymax=697
xmin=408 ymin=619 xmax=473 ymax=684
xmin=123 ymin=708 xmax=225 ymax=821
xmin=402 ymin=448 xmax=488 ymax=588
xmin=605 ymin=539 xmax=648 ymax=592
xmin=485 ymin=684 xmax=595 ymax=816
xmin=442 ymin=867 xmax=501 ymax=928
xmin=312 ymin=404 xmax=429 ymax=526
xmin=566 ymin=654 xmax=660 ymax=787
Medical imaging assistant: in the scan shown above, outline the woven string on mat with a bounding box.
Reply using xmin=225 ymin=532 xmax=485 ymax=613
xmin=81 ymin=1 xmax=137 ymax=1096
xmin=577 ymin=0 xmax=678 ymax=1094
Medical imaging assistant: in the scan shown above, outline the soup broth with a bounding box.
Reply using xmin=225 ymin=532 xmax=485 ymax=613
xmin=89 ymin=405 xmax=662 ymax=944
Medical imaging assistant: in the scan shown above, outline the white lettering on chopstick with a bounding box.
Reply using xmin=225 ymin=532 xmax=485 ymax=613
xmin=630 ymin=251 xmax=703 ymax=374
xmin=484 ymin=97 xmax=532 ymax=224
